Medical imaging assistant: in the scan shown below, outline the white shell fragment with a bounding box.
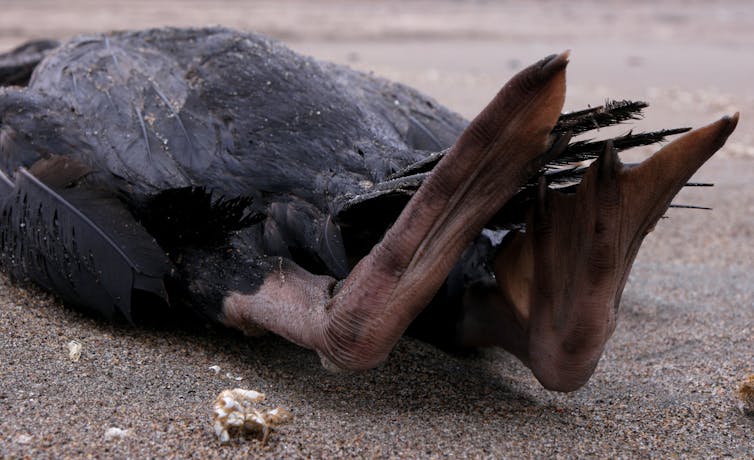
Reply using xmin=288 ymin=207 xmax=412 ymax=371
xmin=67 ymin=340 xmax=82 ymax=362
xmin=225 ymin=372 xmax=244 ymax=381
xmin=212 ymin=388 xmax=292 ymax=444
xmin=737 ymin=374 xmax=754 ymax=415
xmin=104 ymin=427 xmax=129 ymax=441
xmin=14 ymin=433 xmax=32 ymax=444
xmin=208 ymin=365 xmax=221 ymax=374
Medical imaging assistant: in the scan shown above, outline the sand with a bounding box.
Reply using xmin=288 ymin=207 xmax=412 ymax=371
xmin=1 ymin=1 xmax=753 ymax=458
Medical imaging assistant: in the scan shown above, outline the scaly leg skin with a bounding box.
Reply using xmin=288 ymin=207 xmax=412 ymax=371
xmin=222 ymin=52 xmax=569 ymax=370
xmin=458 ymin=114 xmax=738 ymax=391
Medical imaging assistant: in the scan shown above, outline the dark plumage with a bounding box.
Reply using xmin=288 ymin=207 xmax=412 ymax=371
xmin=0 ymin=27 xmax=737 ymax=392
xmin=0 ymin=27 xmax=467 ymax=319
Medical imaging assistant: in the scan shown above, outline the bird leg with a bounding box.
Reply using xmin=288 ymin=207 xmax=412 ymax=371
xmin=456 ymin=114 xmax=738 ymax=391
xmin=222 ymin=52 xmax=569 ymax=370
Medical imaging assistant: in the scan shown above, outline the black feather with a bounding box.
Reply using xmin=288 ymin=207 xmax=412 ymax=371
xmin=387 ymin=100 xmax=653 ymax=180
xmin=668 ymin=204 xmax=712 ymax=210
xmin=266 ymin=200 xmax=348 ymax=278
xmin=319 ymin=215 xmax=349 ymax=278
xmin=388 ymin=151 xmax=446 ymax=180
xmin=341 ymin=121 xmax=698 ymax=233
xmin=553 ymin=99 xmax=648 ymax=135
xmin=551 ymin=127 xmax=692 ymax=166
xmin=136 ymin=187 xmax=263 ymax=253
xmin=0 ymin=169 xmax=13 ymax=196
xmin=0 ymin=169 xmax=170 ymax=321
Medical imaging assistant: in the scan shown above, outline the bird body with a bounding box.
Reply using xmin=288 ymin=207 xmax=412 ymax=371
xmin=0 ymin=27 xmax=737 ymax=391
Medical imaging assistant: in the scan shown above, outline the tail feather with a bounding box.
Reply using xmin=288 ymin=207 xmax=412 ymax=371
xmin=388 ymin=99 xmax=660 ymax=179
xmin=553 ymin=99 xmax=647 ymax=135
xmin=551 ymin=127 xmax=691 ymax=166
xmin=340 ymin=100 xmax=701 ymax=236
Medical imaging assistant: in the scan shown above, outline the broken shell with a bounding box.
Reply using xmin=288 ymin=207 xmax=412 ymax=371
xmin=212 ymin=388 xmax=291 ymax=444
xmin=14 ymin=434 xmax=32 ymax=444
xmin=103 ymin=427 xmax=129 ymax=441
xmin=67 ymin=340 xmax=82 ymax=362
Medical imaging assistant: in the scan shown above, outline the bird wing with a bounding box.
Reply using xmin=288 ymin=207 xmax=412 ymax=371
xmin=0 ymin=165 xmax=171 ymax=322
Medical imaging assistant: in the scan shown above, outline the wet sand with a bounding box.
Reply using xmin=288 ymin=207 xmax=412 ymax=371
xmin=1 ymin=1 xmax=753 ymax=458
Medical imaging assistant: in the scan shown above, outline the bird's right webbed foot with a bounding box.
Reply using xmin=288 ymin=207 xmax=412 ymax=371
xmin=455 ymin=114 xmax=738 ymax=391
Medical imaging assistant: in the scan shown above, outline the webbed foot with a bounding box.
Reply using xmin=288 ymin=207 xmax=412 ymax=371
xmin=462 ymin=114 xmax=738 ymax=391
xmin=220 ymin=51 xmax=737 ymax=392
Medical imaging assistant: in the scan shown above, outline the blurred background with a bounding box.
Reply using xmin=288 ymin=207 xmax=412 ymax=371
xmin=1 ymin=0 xmax=753 ymax=155
xmin=1 ymin=2 xmax=752 ymax=457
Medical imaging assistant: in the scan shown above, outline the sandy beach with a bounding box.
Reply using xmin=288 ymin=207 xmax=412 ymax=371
xmin=1 ymin=1 xmax=753 ymax=457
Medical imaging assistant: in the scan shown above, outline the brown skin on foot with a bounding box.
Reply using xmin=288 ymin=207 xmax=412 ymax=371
xmin=222 ymin=53 xmax=738 ymax=392
xmin=318 ymin=51 xmax=570 ymax=371
xmin=466 ymin=114 xmax=738 ymax=391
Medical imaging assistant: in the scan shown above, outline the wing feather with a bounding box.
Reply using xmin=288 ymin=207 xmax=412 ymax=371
xmin=0 ymin=168 xmax=170 ymax=321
